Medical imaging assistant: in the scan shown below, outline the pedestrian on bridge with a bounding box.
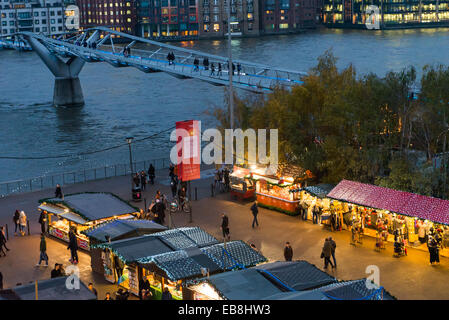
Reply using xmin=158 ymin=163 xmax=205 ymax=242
xmin=237 ymin=63 xmax=242 ymax=75
xmin=218 ymin=63 xmax=222 ymax=76
xmin=210 ymin=63 xmax=215 ymax=76
xmin=203 ymin=57 xmax=209 ymax=70
xmin=193 ymin=57 xmax=199 ymax=72
xmin=55 ymin=184 xmax=63 ymax=199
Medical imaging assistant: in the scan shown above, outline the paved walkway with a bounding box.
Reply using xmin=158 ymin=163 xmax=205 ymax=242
xmin=1 ymin=169 xmax=449 ymax=299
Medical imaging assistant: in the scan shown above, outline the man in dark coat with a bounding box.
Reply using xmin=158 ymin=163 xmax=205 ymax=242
xmin=67 ymin=230 xmax=79 ymax=264
xmin=329 ymin=237 xmax=337 ymax=268
xmin=250 ymin=201 xmax=259 ymax=228
xmin=38 ymin=210 xmax=47 ymax=234
xmin=140 ymin=171 xmax=147 ymax=191
xmin=54 ymin=184 xmax=63 ymax=199
xmin=322 ymin=238 xmax=334 ymax=269
xmin=161 ymin=287 xmax=173 ymax=300
xmin=221 ymin=213 xmax=230 ymax=241
xmin=148 ymin=164 xmax=155 ymax=185
xmin=284 ymin=242 xmax=293 ymax=261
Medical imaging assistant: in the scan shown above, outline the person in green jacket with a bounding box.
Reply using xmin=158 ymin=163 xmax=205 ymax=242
xmin=36 ymin=234 xmax=48 ymax=267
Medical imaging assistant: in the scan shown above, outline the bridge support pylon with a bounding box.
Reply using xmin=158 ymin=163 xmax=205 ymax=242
xmin=23 ymin=35 xmax=88 ymax=107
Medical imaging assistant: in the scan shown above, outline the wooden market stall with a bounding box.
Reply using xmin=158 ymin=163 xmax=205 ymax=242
xmin=327 ymin=180 xmax=449 ymax=255
xmin=92 ymin=227 xmax=267 ymax=299
xmin=251 ymin=164 xmax=313 ymax=215
xmin=38 ymin=192 xmax=139 ymax=251
xmin=229 ymin=165 xmax=255 ymax=200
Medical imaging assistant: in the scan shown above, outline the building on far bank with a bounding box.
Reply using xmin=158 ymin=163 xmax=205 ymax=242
xmin=135 ymin=0 xmax=199 ymax=39
xmin=198 ymin=0 xmax=260 ymax=38
xmin=0 ymin=0 xmax=66 ymax=36
xmin=76 ymin=0 xmax=137 ymax=34
xmin=322 ymin=0 xmax=449 ymax=29
xmin=259 ymin=0 xmax=319 ymax=35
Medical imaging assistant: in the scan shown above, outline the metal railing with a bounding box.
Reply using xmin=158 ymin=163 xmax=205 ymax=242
xmin=0 ymin=157 xmax=170 ymax=198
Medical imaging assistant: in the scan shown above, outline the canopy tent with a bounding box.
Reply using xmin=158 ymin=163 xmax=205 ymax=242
xmin=255 ymin=261 xmax=337 ymax=291
xmin=83 ymin=219 xmax=167 ymax=243
xmin=39 ymin=192 xmax=138 ymax=222
xmin=327 ymin=180 xmax=449 ymax=225
xmin=4 ymin=277 xmax=96 ymax=300
xmin=300 ymin=184 xmax=336 ymax=199
xmin=309 ymin=279 xmax=396 ymax=300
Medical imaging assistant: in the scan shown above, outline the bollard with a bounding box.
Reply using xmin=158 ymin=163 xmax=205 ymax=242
xmin=5 ymin=224 xmax=8 ymax=240
xmin=195 ymin=187 xmax=197 ymax=201
xmin=211 ymin=183 xmax=214 ymax=197
xmin=27 ymin=220 xmax=30 ymax=235
xmin=189 ymin=206 xmax=193 ymax=223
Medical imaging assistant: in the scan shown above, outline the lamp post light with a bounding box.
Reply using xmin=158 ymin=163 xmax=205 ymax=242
xmin=126 ymin=137 xmax=134 ymax=190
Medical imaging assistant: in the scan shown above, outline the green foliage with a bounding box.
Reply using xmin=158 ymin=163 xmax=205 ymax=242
xmin=213 ymin=50 xmax=449 ymax=199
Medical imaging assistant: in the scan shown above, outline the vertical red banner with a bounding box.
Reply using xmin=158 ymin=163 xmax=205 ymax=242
xmin=176 ymin=120 xmax=201 ymax=182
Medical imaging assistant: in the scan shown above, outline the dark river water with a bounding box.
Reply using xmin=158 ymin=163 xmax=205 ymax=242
xmin=1 ymin=27 xmax=449 ymax=183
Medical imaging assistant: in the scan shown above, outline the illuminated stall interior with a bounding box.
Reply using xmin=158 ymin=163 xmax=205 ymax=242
xmin=92 ymin=227 xmax=267 ymax=299
xmin=229 ymin=165 xmax=255 ymax=200
xmin=291 ymin=184 xmax=336 ymax=221
xmin=251 ymin=163 xmax=313 ymax=215
xmin=327 ymin=180 xmax=449 ymax=255
xmin=38 ymin=192 xmax=138 ymax=250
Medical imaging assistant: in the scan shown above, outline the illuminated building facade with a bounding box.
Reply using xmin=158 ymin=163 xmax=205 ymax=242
xmin=76 ymin=0 xmax=136 ymax=34
xmin=259 ymin=0 xmax=319 ymax=35
xmin=199 ymin=0 xmax=260 ymax=38
xmin=322 ymin=0 xmax=449 ymax=28
xmin=135 ymin=0 xmax=199 ymax=39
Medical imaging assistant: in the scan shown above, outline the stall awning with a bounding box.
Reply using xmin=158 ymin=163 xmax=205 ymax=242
xmin=327 ymin=180 xmax=449 ymax=225
xmin=39 ymin=192 xmax=138 ymax=222
xmin=83 ymin=219 xmax=167 ymax=242
xmin=309 ymin=279 xmax=396 ymax=300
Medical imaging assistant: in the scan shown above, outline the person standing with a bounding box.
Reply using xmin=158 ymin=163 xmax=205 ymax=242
xmin=221 ymin=213 xmax=230 ymax=241
xmin=250 ymin=201 xmax=259 ymax=228
xmin=67 ymin=230 xmax=79 ymax=264
xmin=88 ymin=283 xmax=98 ymax=299
xmin=55 ymin=184 xmax=63 ymax=199
xmin=170 ymin=179 xmax=177 ymax=198
xmin=148 ymin=164 xmax=155 ymax=185
xmin=0 ymin=227 xmax=9 ymax=253
xmin=38 ymin=210 xmax=47 ymax=234
xmin=13 ymin=210 xmax=20 ymax=235
xmin=329 ymin=237 xmax=337 ymax=268
xmin=19 ymin=211 xmax=27 ymax=236
xmin=104 ymin=292 xmax=113 ymax=300
xmin=321 ymin=238 xmax=334 ymax=269
xmin=161 ymin=287 xmax=173 ymax=300
xmin=36 ymin=234 xmax=48 ymax=267
xmin=284 ymin=242 xmax=293 ymax=261
xmin=140 ymin=171 xmax=147 ymax=191
xmin=218 ymin=63 xmax=222 ymax=76
xmin=51 ymin=263 xmax=63 ymax=278
xmin=0 ymin=231 xmax=6 ymax=257
xmin=133 ymin=173 xmax=140 ymax=188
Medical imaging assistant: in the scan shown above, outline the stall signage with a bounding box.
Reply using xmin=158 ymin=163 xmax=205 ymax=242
xmin=175 ymin=120 xmax=201 ymax=182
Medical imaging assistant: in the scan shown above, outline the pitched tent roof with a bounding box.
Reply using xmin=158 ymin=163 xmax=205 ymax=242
xmin=205 ymin=269 xmax=284 ymax=300
xmin=310 ymin=279 xmax=396 ymax=300
xmin=200 ymin=241 xmax=267 ymax=270
xmin=327 ymin=180 xmax=449 ymax=225
xmin=83 ymin=219 xmax=167 ymax=242
xmin=255 ymin=261 xmax=337 ymax=291
xmin=303 ymin=184 xmax=336 ymax=199
xmin=9 ymin=277 xmax=97 ymax=300
xmin=40 ymin=192 xmax=138 ymax=221
xmin=262 ymin=290 xmax=329 ymax=300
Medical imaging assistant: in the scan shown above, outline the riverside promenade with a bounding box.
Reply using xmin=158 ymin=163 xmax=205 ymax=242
xmin=1 ymin=168 xmax=449 ymax=300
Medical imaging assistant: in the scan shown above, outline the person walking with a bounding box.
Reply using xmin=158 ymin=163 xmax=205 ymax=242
xmin=321 ymin=238 xmax=334 ymax=269
xmin=210 ymin=63 xmax=215 ymax=76
xmin=36 ymin=234 xmax=49 ymax=267
xmin=0 ymin=227 xmax=9 ymax=253
xmin=67 ymin=230 xmax=79 ymax=264
xmin=193 ymin=57 xmax=199 ymax=71
xmin=38 ymin=210 xmax=47 ymax=234
xmin=218 ymin=62 xmax=222 ymax=76
xmin=284 ymin=242 xmax=293 ymax=261
xmin=88 ymin=283 xmax=98 ymax=299
xmin=140 ymin=171 xmax=147 ymax=191
xmin=148 ymin=164 xmax=155 ymax=185
xmin=237 ymin=63 xmax=241 ymax=75
xmin=250 ymin=201 xmax=259 ymax=228
xmin=329 ymin=237 xmax=337 ymax=268
xmin=0 ymin=230 xmax=7 ymax=257
xmin=167 ymin=52 xmax=172 ymax=65
xmin=221 ymin=213 xmax=230 ymax=241
xmin=19 ymin=211 xmax=27 ymax=236
xmin=13 ymin=209 xmax=20 ymax=235
xmin=161 ymin=287 xmax=173 ymax=300
xmin=170 ymin=179 xmax=177 ymax=198
xmin=55 ymin=184 xmax=63 ymax=199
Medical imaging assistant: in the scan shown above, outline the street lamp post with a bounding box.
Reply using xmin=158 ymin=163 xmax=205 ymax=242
xmin=126 ymin=137 xmax=134 ymax=190
xmin=227 ymin=0 xmax=234 ymax=131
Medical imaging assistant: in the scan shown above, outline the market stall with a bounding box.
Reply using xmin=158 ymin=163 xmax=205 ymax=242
xmin=38 ymin=192 xmax=139 ymax=251
xmin=251 ymin=164 xmax=312 ymax=215
xmin=327 ymin=180 xmax=449 ymax=255
xmin=92 ymin=227 xmax=267 ymax=299
xmin=290 ymin=184 xmax=336 ymax=221
xmin=229 ymin=166 xmax=255 ymax=200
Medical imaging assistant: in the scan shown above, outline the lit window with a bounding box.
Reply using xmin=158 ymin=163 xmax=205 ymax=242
xmin=213 ymin=23 xmax=219 ymax=31
xmin=127 ymin=18 xmax=131 ymax=22
xmin=126 ymin=2 xmax=130 ymax=6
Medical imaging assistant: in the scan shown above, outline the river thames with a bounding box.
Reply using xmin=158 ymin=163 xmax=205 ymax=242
xmin=1 ymin=27 xmax=449 ymax=182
